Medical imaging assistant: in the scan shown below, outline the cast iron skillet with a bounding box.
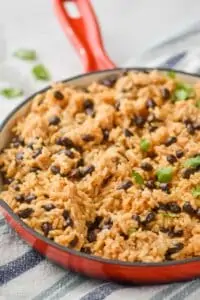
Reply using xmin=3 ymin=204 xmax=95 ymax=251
xmin=0 ymin=0 xmax=200 ymax=284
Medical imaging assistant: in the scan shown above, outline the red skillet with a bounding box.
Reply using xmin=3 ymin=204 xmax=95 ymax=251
xmin=1 ymin=0 xmax=200 ymax=284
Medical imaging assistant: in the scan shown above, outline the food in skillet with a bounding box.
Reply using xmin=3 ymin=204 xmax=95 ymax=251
xmin=0 ymin=70 xmax=200 ymax=262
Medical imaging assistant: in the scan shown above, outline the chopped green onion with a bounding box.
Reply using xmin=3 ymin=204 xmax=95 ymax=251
xmin=32 ymin=64 xmax=51 ymax=81
xmin=192 ymin=186 xmax=200 ymax=198
xmin=184 ymin=156 xmax=200 ymax=168
xmin=173 ymin=82 xmax=195 ymax=102
xmin=0 ymin=88 xmax=23 ymax=99
xmin=160 ymin=212 xmax=177 ymax=218
xmin=140 ymin=138 xmax=151 ymax=152
xmin=14 ymin=49 xmax=37 ymax=61
xmin=195 ymin=100 xmax=200 ymax=108
xmin=132 ymin=171 xmax=144 ymax=185
xmin=156 ymin=167 xmax=173 ymax=183
xmin=167 ymin=70 xmax=176 ymax=79
xmin=128 ymin=227 xmax=137 ymax=235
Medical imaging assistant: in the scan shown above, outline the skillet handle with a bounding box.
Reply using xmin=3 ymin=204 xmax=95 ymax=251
xmin=54 ymin=0 xmax=116 ymax=72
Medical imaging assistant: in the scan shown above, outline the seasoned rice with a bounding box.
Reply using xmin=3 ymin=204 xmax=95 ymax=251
xmin=0 ymin=70 xmax=200 ymax=262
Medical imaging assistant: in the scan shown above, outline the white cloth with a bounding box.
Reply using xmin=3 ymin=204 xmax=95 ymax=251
xmin=1 ymin=20 xmax=200 ymax=300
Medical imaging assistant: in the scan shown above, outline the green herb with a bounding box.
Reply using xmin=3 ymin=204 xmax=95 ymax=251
xmin=184 ymin=156 xmax=200 ymax=168
xmin=140 ymin=138 xmax=151 ymax=152
xmin=195 ymin=100 xmax=200 ymax=108
xmin=167 ymin=70 xmax=176 ymax=79
xmin=132 ymin=171 xmax=144 ymax=185
xmin=192 ymin=186 xmax=200 ymax=198
xmin=128 ymin=227 xmax=137 ymax=235
xmin=0 ymin=88 xmax=23 ymax=98
xmin=32 ymin=64 xmax=50 ymax=81
xmin=160 ymin=212 xmax=177 ymax=218
xmin=156 ymin=167 xmax=173 ymax=183
xmin=14 ymin=49 xmax=37 ymax=61
xmin=173 ymin=82 xmax=195 ymax=102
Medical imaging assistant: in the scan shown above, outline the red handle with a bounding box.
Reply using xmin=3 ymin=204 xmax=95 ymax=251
xmin=54 ymin=0 xmax=115 ymax=72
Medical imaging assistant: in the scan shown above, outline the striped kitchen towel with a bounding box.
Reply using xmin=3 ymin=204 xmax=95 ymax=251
xmin=1 ymin=24 xmax=200 ymax=300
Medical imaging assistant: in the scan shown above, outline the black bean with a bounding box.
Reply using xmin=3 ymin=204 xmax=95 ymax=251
xmin=168 ymin=229 xmax=183 ymax=238
xmin=161 ymin=88 xmax=170 ymax=100
xmin=132 ymin=115 xmax=146 ymax=128
xmin=87 ymin=216 xmax=103 ymax=230
xmin=143 ymin=212 xmax=156 ymax=224
xmin=11 ymin=136 xmax=24 ymax=148
xmin=32 ymin=148 xmax=42 ymax=159
xmin=18 ymin=208 xmax=34 ymax=218
xmin=50 ymin=165 xmax=60 ymax=175
xmin=146 ymin=98 xmax=156 ymax=109
xmin=16 ymin=152 xmax=24 ymax=161
xmin=30 ymin=167 xmax=41 ymax=173
xmin=149 ymin=125 xmax=158 ymax=132
xmin=12 ymin=184 xmax=20 ymax=191
xmin=182 ymin=201 xmax=195 ymax=215
xmin=102 ymin=129 xmax=109 ymax=141
xmin=165 ymin=243 xmax=184 ymax=259
xmin=56 ymin=137 xmax=74 ymax=148
xmin=76 ymin=158 xmax=84 ymax=167
xmin=63 ymin=209 xmax=70 ymax=220
xmin=83 ymin=99 xmax=93 ymax=109
xmin=167 ymin=154 xmax=177 ymax=164
xmin=81 ymin=134 xmax=94 ymax=142
xmin=165 ymin=136 xmax=177 ymax=147
xmin=42 ymin=203 xmax=55 ymax=211
xmin=3 ymin=177 xmax=13 ymax=185
xmin=15 ymin=194 xmax=25 ymax=203
xmin=81 ymin=165 xmax=95 ymax=177
xmin=68 ymin=168 xmax=82 ymax=180
xmin=183 ymin=119 xmax=192 ymax=125
xmin=63 ymin=210 xmax=74 ymax=227
xmin=182 ymin=168 xmax=195 ymax=179
xmin=176 ymin=150 xmax=184 ymax=158
xmin=41 ymin=222 xmax=52 ymax=236
xmin=167 ymin=202 xmax=181 ymax=213
xmin=194 ymin=123 xmax=200 ymax=130
xmin=54 ymin=90 xmax=64 ymax=100
xmin=117 ymin=180 xmax=133 ymax=191
xmin=99 ymin=74 xmax=118 ymax=87
xmin=186 ymin=123 xmax=195 ymax=135
xmin=140 ymin=162 xmax=153 ymax=171
xmin=48 ymin=116 xmax=61 ymax=126
xmin=147 ymin=152 xmax=157 ymax=159
xmin=123 ymin=128 xmax=133 ymax=137
xmin=74 ymin=145 xmax=83 ymax=153
xmin=65 ymin=149 xmax=75 ymax=158
xmin=159 ymin=183 xmax=170 ymax=193
xmin=81 ymin=247 xmax=91 ymax=254
xmin=132 ymin=214 xmax=141 ymax=223
xmin=24 ymin=194 xmax=36 ymax=203
xmin=69 ymin=236 xmax=78 ymax=248
xmin=145 ymin=180 xmax=156 ymax=190
xmin=158 ymin=202 xmax=168 ymax=211
xmin=102 ymin=218 xmax=113 ymax=230
xmin=87 ymin=230 xmax=97 ymax=242
xmin=160 ymin=227 xmax=170 ymax=233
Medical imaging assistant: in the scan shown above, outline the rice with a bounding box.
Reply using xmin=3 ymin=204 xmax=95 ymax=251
xmin=0 ymin=70 xmax=200 ymax=262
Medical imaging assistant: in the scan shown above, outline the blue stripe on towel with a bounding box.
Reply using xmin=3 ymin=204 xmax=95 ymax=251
xmin=0 ymin=249 xmax=44 ymax=285
xmin=80 ymin=282 xmax=125 ymax=300
xmin=170 ymin=279 xmax=200 ymax=300
xmin=150 ymin=283 xmax=186 ymax=300
xmin=161 ymin=51 xmax=186 ymax=68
